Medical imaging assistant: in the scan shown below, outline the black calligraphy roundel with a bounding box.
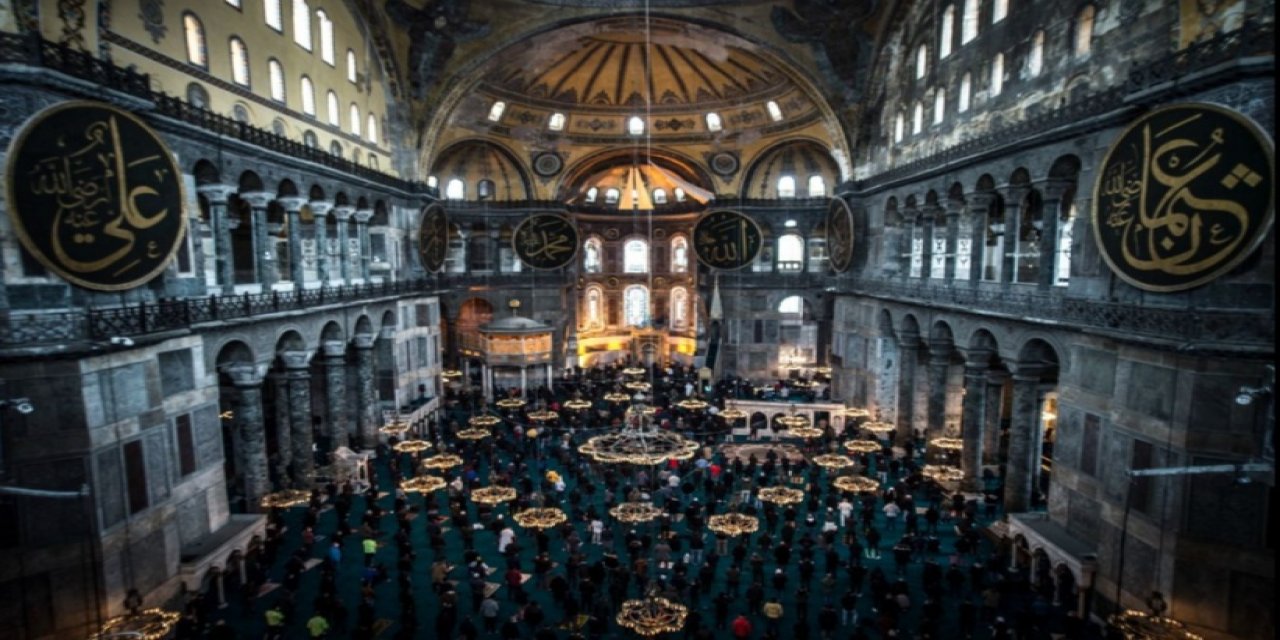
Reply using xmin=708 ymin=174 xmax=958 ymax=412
xmin=692 ymin=209 xmax=763 ymax=270
xmin=513 ymin=213 xmax=579 ymax=270
xmin=417 ymin=203 xmax=450 ymax=273
xmin=5 ymin=101 xmax=187 ymax=291
xmin=1092 ymin=102 xmax=1274 ymax=292
xmin=827 ymin=197 xmax=855 ymax=273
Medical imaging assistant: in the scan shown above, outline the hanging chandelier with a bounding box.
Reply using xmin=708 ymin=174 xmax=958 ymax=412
xmin=844 ymin=439 xmax=881 ymax=453
xmin=719 ymin=403 xmax=747 ymax=421
xmin=929 ymin=437 xmax=965 ymax=451
xmin=624 ymin=381 xmax=652 ymax=393
xmin=1107 ymin=610 xmax=1204 ymax=640
xmin=455 ymin=427 xmax=491 ymax=440
xmin=90 ymin=609 xmax=181 ymax=640
xmin=785 ymin=425 xmax=825 ymax=439
xmin=776 ymin=406 xmax=810 ymax=429
xmin=839 ymin=406 xmax=871 ymax=419
xmin=469 ymin=414 xmax=502 ymax=427
xmin=527 ymin=409 xmax=559 ymax=422
xmin=441 ymin=369 xmax=463 ymax=379
xmin=496 ymin=397 xmax=526 ymax=410
xmin=259 ymin=489 xmax=311 ymax=510
xmin=921 ymin=464 xmax=965 ymax=483
xmin=564 ymin=397 xmax=593 ymax=411
xmin=379 ymin=420 xmax=411 ymax=436
xmin=471 ymin=485 xmax=518 ymax=504
xmin=812 ymin=454 xmax=855 ymax=469
xmin=609 ymin=501 xmax=664 ymax=523
xmin=622 ymin=366 xmax=647 ymax=377
xmin=833 ymin=475 xmax=880 ymax=493
xmin=400 ymin=475 xmax=446 ymax=494
xmin=616 ymin=595 xmax=689 ymax=637
xmin=604 ymin=391 xmax=632 ymax=403
xmin=676 ymin=398 xmax=708 ymax=411
xmin=513 ymin=507 xmax=568 ymax=529
xmin=393 ymin=439 xmax=433 ymax=453
xmin=580 ymin=429 xmax=699 ymax=465
xmin=421 ymin=453 xmax=464 ymax=470
xmin=757 ymin=486 xmax=805 ymax=505
xmin=861 ymin=421 xmax=897 ymax=435
xmin=707 ymin=512 xmax=759 ymax=536
xmin=812 ymin=366 xmax=833 ymax=376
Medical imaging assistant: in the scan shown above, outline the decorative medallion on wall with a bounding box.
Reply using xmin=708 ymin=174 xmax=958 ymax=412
xmin=1091 ymin=102 xmax=1274 ymax=292
xmin=709 ymin=151 xmax=739 ymax=177
xmin=5 ymin=101 xmax=186 ymax=291
xmin=533 ymin=152 xmax=563 ymax=177
xmin=692 ymin=209 xmax=763 ymax=270
xmin=138 ymin=0 xmax=167 ymax=44
xmin=513 ymin=212 xmax=579 ymax=270
xmin=416 ymin=203 xmax=449 ymax=273
xmin=653 ymin=228 xmax=667 ymax=240
xmin=827 ymin=197 xmax=855 ymax=273
xmin=604 ymin=227 xmax=620 ymax=240
xmin=654 ymin=277 xmax=667 ymax=287
xmin=607 ymin=276 xmax=619 ymax=289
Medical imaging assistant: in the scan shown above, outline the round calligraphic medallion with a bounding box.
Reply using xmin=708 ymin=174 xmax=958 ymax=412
xmin=1092 ymin=103 xmax=1274 ymax=292
xmin=416 ymin=203 xmax=450 ymax=273
xmin=5 ymin=101 xmax=187 ymax=291
xmin=513 ymin=213 xmax=579 ymax=270
xmin=827 ymin=197 xmax=855 ymax=273
xmin=692 ymin=209 xmax=763 ymax=270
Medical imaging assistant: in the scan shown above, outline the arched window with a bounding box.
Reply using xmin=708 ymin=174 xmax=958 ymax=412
xmin=674 ymin=188 xmax=686 ymax=202
xmin=767 ymin=101 xmax=784 ymax=121
xmin=993 ymin=0 xmax=1009 ymax=23
xmin=1074 ymin=5 xmax=1095 ymax=56
xmin=366 ymin=114 xmax=378 ymax=144
xmin=1028 ymin=30 xmax=1045 ymax=77
xmin=778 ymin=295 xmax=803 ymax=315
xmin=303 ymin=130 xmax=318 ymax=148
xmin=445 ymin=178 xmax=465 ymax=200
xmin=427 ymin=175 xmax=438 ymax=189
xmin=991 ymin=53 xmax=1004 ymax=96
xmin=628 ymin=116 xmax=644 ymax=136
xmin=300 ymin=76 xmax=315 ymax=115
xmin=183 ymin=13 xmax=207 ymax=67
xmin=653 ymin=188 xmax=668 ymax=205
xmin=605 ymin=188 xmax=620 ymax=205
xmin=229 ymin=37 xmax=250 ymax=86
xmin=487 ymin=101 xmax=506 ymax=122
xmin=934 ymin=88 xmax=946 ymax=124
xmin=671 ymin=236 xmax=689 ymax=273
xmin=916 ymin=44 xmax=929 ymax=79
xmin=705 ymin=112 xmax=722 ymax=132
xmin=912 ymin=102 xmax=924 ymax=134
xmin=583 ymin=238 xmax=602 ymax=273
xmin=317 ymin=10 xmax=334 ymax=64
xmin=272 ymin=118 xmax=287 ymax=136
xmin=982 ymin=199 xmax=1005 ymax=281
xmin=548 ymin=112 xmax=566 ymax=131
xmin=624 ymin=239 xmax=649 ymax=273
xmin=292 ymin=0 xmax=312 ymax=50
xmin=670 ymin=287 xmax=688 ymax=329
xmin=585 ymin=287 xmax=603 ymax=329
xmin=778 ymin=176 xmax=796 ymax=198
xmin=476 ymin=179 xmax=494 ymax=200
xmin=777 ymin=233 xmax=804 ymax=272
xmin=268 ymin=59 xmax=285 ymax=101
xmin=940 ymin=5 xmax=955 ymax=58
xmin=624 ymin=285 xmax=649 ymax=327
xmin=958 ymin=73 xmax=972 ymax=112
xmin=232 ymin=103 xmax=250 ymax=123
xmin=1056 ymin=201 xmax=1075 ymax=286
xmin=808 ymin=175 xmax=826 ymax=197
xmin=349 ymin=104 xmax=361 ymax=135
xmin=326 ymin=91 xmax=339 ymax=125
xmin=962 ymin=0 xmax=979 ymax=43
xmin=368 ymin=155 xmax=379 ymax=170
xmin=1016 ymin=190 xmax=1044 ymax=283
xmin=186 ymin=82 xmax=209 ymax=108
xmin=585 ymin=187 xmax=598 ymax=203
xmin=264 ymin=0 xmax=282 ymax=31
xmin=329 ymin=140 xmax=343 ymax=157
xmin=346 ymin=49 xmax=358 ymax=83
xmin=894 ymin=113 xmax=905 ymax=142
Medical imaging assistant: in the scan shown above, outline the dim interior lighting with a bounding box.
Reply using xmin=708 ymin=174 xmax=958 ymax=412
xmin=812 ymin=454 xmax=855 ymax=469
xmin=564 ymin=396 xmax=593 ymax=411
xmin=609 ymin=501 xmax=663 ymax=523
xmin=757 ymin=486 xmax=804 ymax=505
xmin=1107 ymin=610 xmax=1204 ymax=640
xmin=89 ymin=608 xmax=181 ymax=640
xmin=785 ymin=425 xmax=824 ymax=439
xmin=812 ymin=366 xmax=832 ymax=375
xmin=707 ymin=512 xmax=759 ymax=536
xmin=441 ymin=369 xmax=463 ymax=379
xmin=513 ymin=507 xmax=568 ymax=529
xmin=616 ymin=595 xmax=689 ymax=636
xmin=471 ymin=485 xmax=518 ymax=504
xmin=400 ymin=475 xmax=446 ymax=494
xmin=392 ymin=439 xmax=432 ymax=453
xmin=455 ymin=427 xmax=491 ymax=440
xmin=259 ymin=489 xmax=311 ymax=510
xmin=421 ymin=453 xmax=464 ymax=470
xmin=844 ymin=439 xmax=881 ymax=453
xmin=833 ymin=475 xmax=880 ymax=493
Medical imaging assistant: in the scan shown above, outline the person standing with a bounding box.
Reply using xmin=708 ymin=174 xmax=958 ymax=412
xmin=762 ymin=598 xmax=784 ymax=636
xmin=480 ymin=595 xmax=500 ymax=633
xmin=731 ymin=613 xmax=753 ymax=639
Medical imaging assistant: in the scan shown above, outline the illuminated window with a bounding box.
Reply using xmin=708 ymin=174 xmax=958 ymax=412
xmin=605 ymin=188 xmax=620 ymax=205
xmin=993 ymin=0 xmax=1008 ymax=23
xmin=934 ymin=88 xmax=946 ymax=124
xmin=477 ymin=179 xmax=494 ymax=200
xmin=585 ymin=187 xmax=598 ymax=203
xmin=1056 ymin=202 xmax=1076 ymax=286
xmin=674 ymin=188 xmax=686 ymax=202
xmin=330 ymin=141 xmax=343 ymax=157
xmin=300 ymin=76 xmax=315 ymax=115
xmin=1074 ymin=5 xmax=1095 ymax=56
xmin=183 ymin=13 xmax=207 ymax=67
xmin=1028 ymin=30 xmax=1045 ymax=77
xmin=366 ymin=114 xmax=378 ymax=144
xmin=913 ymin=102 xmax=924 ymax=134
xmin=706 ymin=112 xmax=722 ymax=132
xmin=624 ymin=285 xmax=649 ymax=327
xmin=808 ymin=175 xmax=826 ymax=197
xmin=427 ymin=175 xmax=438 ymax=189
xmin=349 ymin=104 xmax=360 ymax=135
xmin=628 ymin=116 xmax=644 ymax=135
xmin=317 ymin=10 xmax=334 ymax=64
xmin=293 ymin=0 xmax=312 ymax=50
xmin=230 ymin=36 xmax=249 ymax=85
xmin=303 ymin=130 xmax=318 ymax=148
xmin=226 ymin=0 xmax=242 ymax=7
xmin=940 ymin=5 xmax=955 ymax=58
xmin=778 ymin=295 xmax=803 ymax=314
xmin=548 ymin=112 xmax=566 ymax=131
xmin=671 ymin=236 xmax=689 ymax=272
xmin=670 ymin=287 xmax=688 ymax=329
xmin=991 ymin=53 xmax=1004 ymax=96
xmin=653 ymin=188 xmax=668 ymax=205
xmin=585 ymin=287 xmax=603 ymax=328
xmin=778 ymin=234 xmax=804 ymax=272
xmin=264 ymin=0 xmax=282 ymax=31
xmin=268 ymin=59 xmax=285 ymax=101
xmin=959 ymin=73 xmax=972 ymax=112
xmin=232 ymin=103 xmax=250 ymax=123
xmin=767 ymin=101 xmax=784 ymax=122
xmin=488 ymin=101 xmax=506 ymax=122
xmin=326 ymin=90 xmax=339 ymax=125
xmin=445 ymin=179 xmax=465 ymax=200
xmin=624 ymin=239 xmax=648 ymax=273
xmin=347 ymin=49 xmax=358 ymax=83
xmin=583 ymin=238 xmax=602 ymax=273
xmin=778 ymin=176 xmax=796 ymax=198
xmin=962 ymin=0 xmax=979 ymax=43
xmin=894 ymin=113 xmax=904 ymax=142
xmin=186 ymin=82 xmax=209 ymax=108
xmin=916 ymin=44 xmax=928 ymax=79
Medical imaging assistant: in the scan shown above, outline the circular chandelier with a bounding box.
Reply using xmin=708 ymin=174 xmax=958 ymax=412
xmin=496 ymin=397 xmax=526 ymax=410
xmin=622 ymin=366 xmax=647 ymax=377
xmin=259 ymin=489 xmax=311 ymax=510
xmin=676 ymin=398 xmax=709 ymax=411
xmin=580 ymin=429 xmax=698 ymax=465
xmin=785 ymin=425 xmax=825 ymax=439
xmin=839 ymin=406 xmax=871 ymax=419
xmin=776 ymin=411 xmax=810 ymax=429
xmin=604 ymin=391 xmax=631 ymax=403
xmin=421 ymin=453 xmax=464 ymax=470
xmin=469 ymin=414 xmax=501 ymax=427
xmin=400 ymin=475 xmax=446 ymax=494
xmin=757 ymin=486 xmax=805 ymax=505
xmin=624 ymin=381 xmax=652 ymax=393
xmin=527 ymin=409 xmax=559 ymax=422
xmin=90 ymin=609 xmax=181 ymax=640
xmin=861 ymin=421 xmax=897 ymax=435
xmin=921 ymin=464 xmax=966 ymax=483
xmin=930 ymin=437 xmax=965 ymax=451
xmin=834 ymin=475 xmax=880 ymax=493
xmin=609 ymin=501 xmax=664 ymax=523
xmin=813 ymin=366 xmax=833 ymax=375
xmin=564 ymin=398 xmax=593 ymax=411
xmin=812 ymin=454 xmax=855 ymax=469
xmin=616 ymin=596 xmax=689 ymax=637
xmin=707 ymin=512 xmax=759 ymax=536
xmin=455 ymin=427 xmax=491 ymax=440
xmin=1107 ymin=610 xmax=1204 ymax=640
xmin=393 ymin=439 xmax=432 ymax=453
xmin=441 ymin=369 xmax=463 ymax=379
xmin=379 ymin=420 xmax=410 ymax=436
xmin=719 ymin=406 xmax=747 ymax=421
xmin=513 ymin=507 xmax=568 ymax=529
xmin=471 ymin=485 xmax=518 ymax=504
xmin=844 ymin=439 xmax=882 ymax=453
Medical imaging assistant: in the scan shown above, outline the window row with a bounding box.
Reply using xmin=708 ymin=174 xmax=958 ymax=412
xmin=485 ymin=99 xmax=789 ymax=132
xmin=581 ymin=237 xmax=689 ymax=274
xmin=920 ymin=3 xmax=1094 ymax=79
xmin=582 ymin=285 xmax=691 ymax=330
xmin=260 ymin=0 xmax=360 ymax=74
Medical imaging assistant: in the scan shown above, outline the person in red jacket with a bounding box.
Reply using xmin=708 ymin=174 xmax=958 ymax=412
xmin=731 ymin=613 xmax=753 ymax=638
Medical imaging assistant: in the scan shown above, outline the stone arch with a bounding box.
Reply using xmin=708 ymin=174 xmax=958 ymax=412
xmin=967 ymin=328 xmax=1000 ymax=353
xmin=193 ymin=159 xmax=221 ymax=186
xmin=877 ymin=308 xmax=896 ymax=337
xmin=308 ymin=184 xmax=327 ymax=201
xmin=353 ymin=315 xmax=374 ymax=336
xmin=380 ymin=309 xmax=397 ymax=332
xmin=276 ymin=179 xmax=299 ymax=198
xmin=274 ymin=329 xmax=307 ymax=353
xmin=320 ymin=321 xmax=345 ymax=343
xmin=238 ymin=170 xmax=264 ymax=193
xmin=929 ymin=319 xmax=954 ymax=343
xmin=900 ymin=313 xmax=921 ymax=337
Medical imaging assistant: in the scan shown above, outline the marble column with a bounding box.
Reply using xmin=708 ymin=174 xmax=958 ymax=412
xmin=333 ymin=205 xmax=355 ymax=283
xmin=353 ymin=333 xmax=379 ymax=449
xmin=225 ymin=364 xmax=269 ymax=512
xmin=983 ymin=370 xmax=1008 ymax=465
xmin=270 ymin=373 xmax=292 ymax=486
xmin=944 ymin=198 xmax=963 ymax=281
xmin=279 ymin=197 xmax=308 ymax=286
xmin=1004 ymin=364 xmax=1045 ymax=513
xmin=1000 ymin=187 xmax=1027 ymax=285
xmin=282 ymin=350 xmax=315 ymax=487
xmin=1037 ymin=180 xmax=1071 ymax=288
xmin=322 ymin=340 xmax=349 ymax=450
xmin=967 ymin=193 xmax=995 ymax=286
xmin=309 ymin=201 xmax=334 ymax=286
xmin=355 ymin=208 xmax=374 ymax=281
xmin=895 ymin=330 xmax=920 ymax=445
xmin=198 ymin=184 xmax=238 ymax=292
xmin=239 ymin=191 xmax=276 ymax=287
xmin=926 ymin=338 xmax=952 ymax=439
xmin=961 ymin=350 xmax=992 ymax=491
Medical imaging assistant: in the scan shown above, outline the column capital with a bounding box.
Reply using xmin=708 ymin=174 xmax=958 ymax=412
xmin=277 ymin=196 xmax=308 ymax=213
xmin=322 ymin=340 xmax=347 ymax=358
xmin=999 ymin=185 xmax=1029 ymax=203
xmin=238 ymin=191 xmax=274 ymax=209
xmin=968 ymin=192 xmax=997 ymax=211
xmin=1035 ymin=178 xmax=1075 ymax=201
xmin=197 ymin=184 xmax=238 ymax=204
xmin=897 ymin=330 xmax=921 ymax=348
xmin=353 ymin=208 xmax=374 ymax=224
xmin=332 ymin=205 xmax=356 ymax=221
xmin=963 ymin=348 xmax=994 ymax=369
xmin=927 ymin=338 xmax=954 ymax=359
xmin=985 ymin=369 xmax=1010 ymax=385
xmin=309 ymin=201 xmax=335 ymax=217
xmin=921 ymin=203 xmax=945 ymax=220
xmin=352 ymin=333 xmax=377 ymax=349
xmin=1009 ymin=360 xmax=1054 ymax=382
xmin=280 ymin=350 xmax=313 ymax=371
xmin=945 ymin=197 xmax=966 ymax=216
xmin=223 ymin=363 xmax=264 ymax=387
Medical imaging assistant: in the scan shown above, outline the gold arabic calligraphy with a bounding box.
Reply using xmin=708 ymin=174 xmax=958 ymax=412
xmin=695 ymin=211 xmax=760 ymax=269
xmin=515 ymin=215 xmax=577 ymax=268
